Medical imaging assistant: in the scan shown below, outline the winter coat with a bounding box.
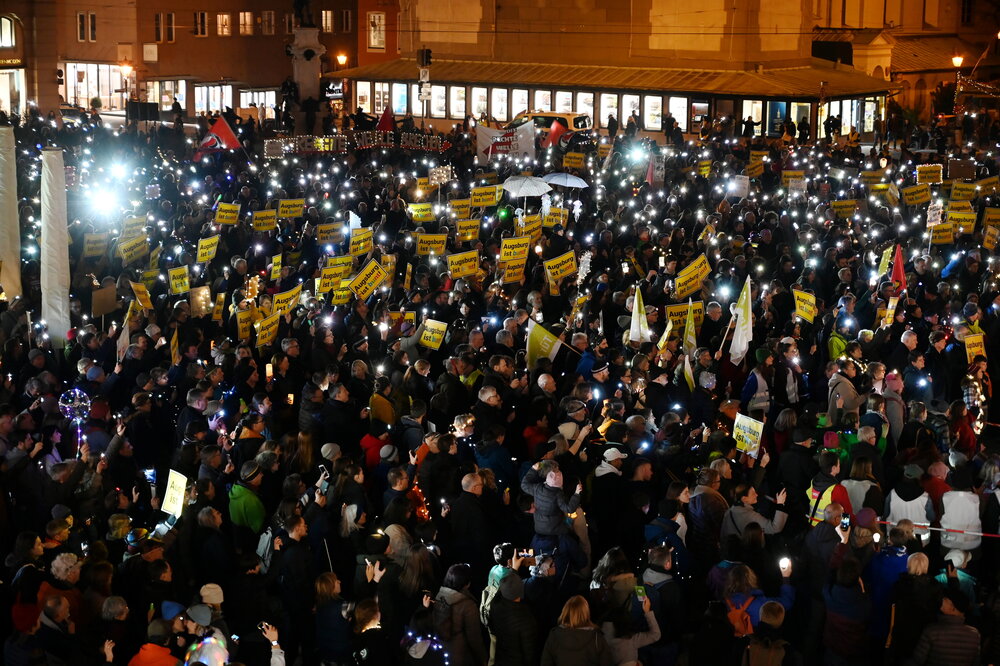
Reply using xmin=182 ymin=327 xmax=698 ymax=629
xmin=541 ymin=626 xmax=615 ymax=666
xmin=433 ymin=586 xmax=487 ymax=666
xmin=940 ymin=490 xmax=981 ymax=550
xmin=520 ymin=467 xmax=581 ymax=536
xmin=228 ymin=482 xmax=265 ymax=534
xmin=909 ymin=614 xmax=981 ymax=665
xmin=822 ymin=582 xmax=871 ymax=658
xmin=315 ymin=599 xmax=353 ymax=662
xmin=688 ymin=484 xmax=729 ymax=562
xmin=719 ymin=504 xmax=788 ymax=541
xmin=828 ymin=372 xmax=864 ymax=417
xmin=601 ymin=609 xmax=661 ymax=665
xmin=489 ymin=595 xmax=539 ymax=666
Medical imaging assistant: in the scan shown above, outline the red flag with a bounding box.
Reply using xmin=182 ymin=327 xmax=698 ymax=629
xmin=645 ymin=155 xmax=655 ymax=185
xmin=193 ymin=117 xmax=241 ymax=161
xmin=376 ymin=106 xmax=395 ymax=132
xmin=890 ymin=244 xmax=906 ymax=295
xmin=542 ymin=120 xmax=568 ymax=149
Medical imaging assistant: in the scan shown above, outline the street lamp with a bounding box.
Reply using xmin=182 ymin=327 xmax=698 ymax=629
xmin=119 ymin=59 xmax=133 ymax=122
xmin=952 ymin=54 xmax=964 ymax=115
xmin=336 ymin=54 xmax=347 ymax=68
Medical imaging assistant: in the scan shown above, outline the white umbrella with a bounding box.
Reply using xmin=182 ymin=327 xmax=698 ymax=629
xmin=542 ymin=172 xmax=589 ymax=189
xmin=502 ymin=175 xmax=551 ymax=198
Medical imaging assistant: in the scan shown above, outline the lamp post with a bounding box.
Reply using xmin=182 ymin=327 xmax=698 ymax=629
xmin=336 ymin=54 xmax=347 ymax=69
xmin=119 ymin=59 xmax=133 ymax=123
xmin=952 ymin=54 xmax=964 ymax=116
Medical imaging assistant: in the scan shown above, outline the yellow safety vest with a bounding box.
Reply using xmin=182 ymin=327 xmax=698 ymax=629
xmin=805 ymin=483 xmax=836 ymax=525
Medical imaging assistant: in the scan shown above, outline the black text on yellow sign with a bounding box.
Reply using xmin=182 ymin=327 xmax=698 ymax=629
xmin=253 ymin=209 xmax=277 ymax=232
xmin=197 ymin=235 xmax=220 ymax=263
xmin=419 ymin=319 xmax=448 ymax=350
xmin=500 ymin=236 xmax=531 ymax=263
xmin=447 ymin=250 xmax=479 ymax=278
xmin=349 ymin=260 xmax=389 ymax=301
xmin=214 ymin=203 xmax=241 ymax=225
xmin=350 ymin=228 xmax=374 ymax=256
xmin=416 ymin=233 xmax=448 ymax=256
xmin=278 ymin=199 xmax=305 ymax=219
xmin=168 ymin=266 xmax=190 ymax=294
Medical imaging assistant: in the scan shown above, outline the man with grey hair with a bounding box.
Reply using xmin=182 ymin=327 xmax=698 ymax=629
xmin=888 ymin=329 xmax=918 ymax=374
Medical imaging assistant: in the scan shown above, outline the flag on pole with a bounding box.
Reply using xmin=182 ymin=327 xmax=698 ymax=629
xmin=890 ymin=244 xmax=906 ymax=296
xmin=542 ymin=120 xmax=568 ymax=149
xmin=730 ymin=276 xmax=753 ymax=365
xmin=683 ymin=299 xmax=697 ymax=357
xmin=193 ymin=117 xmax=241 ymax=162
xmin=645 ymin=154 xmax=655 ymax=185
xmin=376 ymin=106 xmax=395 ymax=132
xmin=657 ymin=314 xmax=674 ymax=351
xmin=630 ymin=288 xmax=652 ymax=342
xmin=683 ymin=352 xmax=695 ymax=391
xmin=526 ymin=319 xmax=562 ymax=370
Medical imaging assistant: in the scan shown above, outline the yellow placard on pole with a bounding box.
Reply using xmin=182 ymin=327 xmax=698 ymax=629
xmin=543 ymin=250 xmax=578 ymax=283
xmin=130 ymin=281 xmax=154 ymax=310
xmin=674 ymin=253 xmax=711 ymax=299
xmin=168 ymin=266 xmax=190 ymax=294
xmin=665 ymin=301 xmax=704 ymax=332
xmin=500 ymin=236 xmax=531 ymax=263
xmin=450 ymin=199 xmax=471 ymax=219
xmin=212 ymin=293 xmax=225 ymax=321
xmin=416 ymin=233 xmax=448 ymax=256
xmin=196 ymin=235 xmax=220 ymax=263
xmin=236 ymin=309 xmax=253 ymax=341
xmin=278 ymin=199 xmax=305 ymax=218
xmin=916 ymin=164 xmax=943 ymax=184
xmin=214 ymin=202 xmax=241 ymax=225
xmin=901 ymin=184 xmax=931 ymax=206
xmin=252 ymin=209 xmax=278 ymax=232
xmin=255 ymin=312 xmax=281 ymax=347
xmin=326 ymin=255 xmax=354 ymax=280
xmin=781 ymin=170 xmax=805 ymax=186
xmin=119 ymin=235 xmax=150 ymax=265
xmin=792 ymin=289 xmax=817 ymax=323
xmin=734 ymin=413 xmax=765 ymax=458
xmin=348 ymin=260 xmax=389 ymax=301
xmin=563 ymin=152 xmax=585 ymax=169
xmin=419 ymin=319 xmax=449 ymax=350
xmin=409 ymin=203 xmax=435 ymax=223
xmin=931 ymin=222 xmax=954 ymax=245
xmin=447 ymin=250 xmax=480 ymax=278
xmin=83 ymin=233 xmax=109 ymax=259
xmin=350 ymin=227 xmax=374 ymax=256
xmin=380 ymin=253 xmax=397 ymax=279
xmin=966 ymin=333 xmax=986 ymax=364
xmin=951 ymin=181 xmax=976 ymax=201
xmin=471 ymin=185 xmax=503 ymax=207
xmin=273 ymin=283 xmax=303 ymax=316
xmin=456 ymin=219 xmax=481 ymax=242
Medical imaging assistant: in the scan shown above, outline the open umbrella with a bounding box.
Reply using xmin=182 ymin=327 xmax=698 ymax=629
xmin=542 ymin=172 xmax=589 ymax=189
xmin=502 ymin=175 xmax=551 ymax=198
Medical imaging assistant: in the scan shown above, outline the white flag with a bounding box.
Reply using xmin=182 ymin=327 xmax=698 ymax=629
xmin=730 ymin=276 xmax=753 ymax=364
xmin=629 ymin=288 xmax=652 ymax=342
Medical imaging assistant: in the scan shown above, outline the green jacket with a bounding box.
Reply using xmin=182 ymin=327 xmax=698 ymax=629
xmin=828 ymin=331 xmax=848 ymax=361
xmin=229 ymin=483 xmax=265 ymax=534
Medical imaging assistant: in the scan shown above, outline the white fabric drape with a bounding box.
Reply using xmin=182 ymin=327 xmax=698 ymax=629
xmin=0 ymin=126 xmax=22 ymax=298
xmin=41 ymin=148 xmax=71 ymax=346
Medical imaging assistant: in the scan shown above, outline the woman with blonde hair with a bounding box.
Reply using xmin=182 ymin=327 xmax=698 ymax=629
xmin=541 ymin=595 xmax=614 ymax=666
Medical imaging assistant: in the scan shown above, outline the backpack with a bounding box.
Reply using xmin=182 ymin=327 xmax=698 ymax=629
xmin=256 ymin=526 xmax=275 ymax=573
xmin=743 ymin=637 xmax=788 ymax=666
xmin=479 ymin=583 xmax=499 ymax=627
xmin=726 ymin=597 xmax=755 ymax=637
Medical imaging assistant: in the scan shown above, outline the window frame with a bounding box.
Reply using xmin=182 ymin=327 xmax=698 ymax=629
xmin=194 ymin=12 xmax=208 ymax=38
xmin=367 ymin=12 xmax=386 ymax=51
xmin=217 ymin=13 xmax=232 ymax=37
xmin=239 ymin=11 xmax=253 ymax=36
xmin=341 ymin=10 xmax=353 ymax=33
xmin=321 ymin=10 xmax=334 ymax=33
xmin=88 ymin=13 xmax=96 ymax=42
xmin=0 ymin=17 xmax=14 ymax=48
xmin=261 ymin=11 xmax=275 ymax=36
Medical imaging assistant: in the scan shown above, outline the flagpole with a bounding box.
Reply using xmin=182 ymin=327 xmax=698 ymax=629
xmin=718 ymin=316 xmax=735 ymax=355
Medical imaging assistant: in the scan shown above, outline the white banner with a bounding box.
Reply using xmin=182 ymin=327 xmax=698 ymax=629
xmin=41 ymin=148 xmax=71 ymax=345
xmin=0 ymin=127 xmax=22 ymax=298
xmin=476 ymin=124 xmax=536 ymax=162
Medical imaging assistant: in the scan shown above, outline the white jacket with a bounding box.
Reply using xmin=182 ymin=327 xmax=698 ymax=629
xmin=940 ymin=490 xmax=981 ymax=550
xmin=886 ymin=488 xmax=932 ymax=543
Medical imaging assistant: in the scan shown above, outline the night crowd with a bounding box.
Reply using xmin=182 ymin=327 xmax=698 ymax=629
xmin=1 ymin=101 xmax=1000 ymax=666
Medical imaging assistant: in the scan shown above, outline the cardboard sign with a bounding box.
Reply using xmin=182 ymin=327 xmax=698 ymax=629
xmin=119 ymin=235 xmax=149 ymax=265
xmin=456 ymin=219 xmax=481 ymax=242
xmin=734 ymin=413 xmax=765 ymax=458
xmin=948 ymin=210 xmax=977 ymax=234
xmin=749 ymin=150 xmax=768 ymax=164
xmin=141 ymin=269 xmax=160 ymax=290
xmin=793 ymin=289 xmax=817 ymax=323
xmin=329 ymin=286 xmax=352 ymax=305
xmin=416 ymin=233 xmax=448 ymax=256
xmin=947 ymin=201 xmax=973 ymax=213
xmin=480 ymin=171 xmax=499 ymax=185
xmin=882 ymin=296 xmax=899 ymax=328
xmin=781 ymin=170 xmax=805 ymax=186
xmin=500 ymin=236 xmax=531 ymax=263
xmin=543 ymin=251 xmax=578 ymax=282
xmin=350 ymin=227 xmax=374 ymax=256
xmin=447 ymin=250 xmax=480 ymax=278
xmin=196 ymin=235 xmax=220 ymax=263
xmin=270 ymin=254 xmax=282 ymax=281
xmin=212 ymin=293 xmax=225 ymax=321
xmin=168 ymin=266 xmax=190 ymax=294
xmin=349 ymin=260 xmax=389 ymax=301
xmin=544 ymin=207 xmax=569 ymax=228
xmin=985 ymin=208 xmax=1000 ymax=227
xmin=831 ymin=200 xmax=858 ymax=219
xmin=674 ymin=253 xmax=711 ymax=299
xmin=788 ymin=178 xmax=807 ymax=198
xmin=665 ymin=301 xmax=704 ymax=331
xmin=503 ymin=257 xmax=527 ymax=284
xmin=161 ymin=470 xmax=188 ymax=518
xmin=860 ymin=170 xmax=883 ymax=185
xmin=236 ymin=309 xmax=253 ymax=341
xmin=121 ymin=216 xmax=146 ymax=241
xmin=697 ymin=160 xmax=711 ymax=177
xmin=83 ymin=233 xmax=109 ymax=259
xmin=916 ymin=164 xmax=943 ymax=185
xmin=747 ymin=160 xmax=764 ymax=178
xmin=253 ymin=209 xmax=278 ymax=232
xmin=966 ymin=333 xmax=986 ymax=364
xmin=984 ymin=225 xmax=1000 ymax=251
xmin=326 ymin=255 xmax=354 ymax=281
xmin=315 ymin=222 xmax=344 ymax=244
xmin=471 ymin=185 xmax=503 ymax=207
xmin=273 ymin=283 xmax=303 ymax=316
xmin=380 ymin=253 xmax=396 ymax=279
xmin=149 ymin=245 xmax=161 ymax=269
xmin=409 ymin=202 xmax=435 ymax=223
xmin=951 ymin=182 xmax=976 ymax=201
xmin=977 ymin=175 xmax=999 ymax=195
xmin=902 ymin=183 xmax=931 ymax=206
xmin=278 ymin=199 xmax=305 ymax=218
xmin=317 ymin=266 xmax=340 ymax=294
xmin=388 ymin=311 xmax=417 ymax=327
xmin=450 ymin=199 xmax=471 ymax=219
xmin=91 ymin=285 xmax=118 ymax=317
xmin=255 ymin=312 xmax=280 ymax=347
xmin=563 ymin=152 xmax=585 ymax=169
xmin=418 ymin=319 xmax=448 ymax=349
xmin=930 ymin=222 xmax=954 ymax=245
xmin=518 ymin=215 xmax=542 ymax=242
xmin=415 ymin=177 xmax=437 ymax=195
xmin=130 ymin=281 xmax=154 ymax=310
xmin=215 ymin=202 xmax=241 ymax=225
xmin=729 ymin=175 xmax=750 ymax=199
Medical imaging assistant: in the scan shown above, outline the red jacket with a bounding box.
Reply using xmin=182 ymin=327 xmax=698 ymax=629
xmin=128 ymin=643 xmax=180 ymax=666
xmin=360 ymin=434 xmax=386 ymax=470
xmin=922 ymin=476 xmax=952 ymax=520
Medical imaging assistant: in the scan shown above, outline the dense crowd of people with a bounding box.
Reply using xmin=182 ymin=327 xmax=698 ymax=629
xmin=1 ymin=101 xmax=1000 ymax=666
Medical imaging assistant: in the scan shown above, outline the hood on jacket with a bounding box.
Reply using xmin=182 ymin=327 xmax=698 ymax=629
xmin=595 ymin=461 xmax=623 ymax=478
xmin=893 ymin=478 xmax=927 ymax=502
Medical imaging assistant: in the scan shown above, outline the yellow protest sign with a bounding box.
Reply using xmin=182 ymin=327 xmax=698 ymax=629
xmin=236 ymin=309 xmax=253 ymax=341
xmin=255 ymin=312 xmax=280 ymax=347
xmin=130 ymin=281 xmax=154 ymax=310
xmin=456 ymin=219 xmax=481 ymax=242
xmin=480 ymin=171 xmax=499 ymax=184
xmin=946 ymin=200 xmax=973 ymax=213
xmin=141 ymin=269 xmax=159 ymax=290
xmin=978 ymin=175 xmax=999 ymax=195
xmin=349 ymin=259 xmax=389 ymax=300
xmin=902 ymin=184 xmax=931 ymax=206
xmin=380 ymin=253 xmax=396 ymax=279
xmin=84 ymin=233 xmax=109 ymax=259
xmin=951 ymin=181 xmax=976 ymax=201
xmin=563 ymin=152 xmax=585 ymax=169
xmin=119 ymin=235 xmax=149 ymax=265
xmin=503 ymin=257 xmax=527 ymax=284
xmin=168 ymin=266 xmax=190 ymax=294
xmin=388 ymin=311 xmax=417 ymax=327
xmin=161 ymin=470 xmax=187 ymax=518
xmin=471 ymin=185 xmax=503 ymax=207
xmin=149 ymin=245 xmax=161 ymax=269
xmin=500 ymin=237 xmax=531 ymax=263
xmin=317 ymin=266 xmax=340 ymax=294
xmin=212 ymin=293 xmax=225 ymax=322
xmin=985 ymin=208 xmax=1000 ymax=228
xmin=278 ymin=199 xmax=305 ymax=218
xmin=984 ymin=225 xmax=1000 ymax=251
xmin=518 ymin=215 xmax=542 ymax=242
xmin=447 ymin=250 xmax=480 ymax=278
xmin=544 ymin=208 xmax=568 ymax=228
xmin=416 ymin=233 xmax=448 ymax=256
xmin=966 ymin=333 xmax=986 ymax=364
xmin=450 ymin=199 xmax=471 ymax=218
xmin=253 ymin=209 xmax=277 ymax=232
xmin=317 ymin=222 xmax=345 ymax=244
xmin=270 ymin=254 xmax=282 ymax=281
xmin=415 ymin=177 xmax=437 ymax=195
xmin=882 ymin=296 xmax=899 ymax=327
xmin=860 ymin=170 xmax=883 ymax=185
xmin=419 ymin=319 xmax=449 ymax=350
xmin=674 ymin=253 xmax=711 ymax=299
xmin=747 ymin=160 xmax=764 ymax=178
xmin=409 ymin=203 xmax=435 ymax=223
xmin=734 ymin=413 xmax=765 ymax=458
xmin=697 ymin=160 xmax=711 ymax=177
xmin=916 ymin=164 xmax=943 ymax=184
xmin=598 ymin=143 xmax=611 ymax=158
xmin=831 ymin=200 xmax=858 ymax=219
xmin=543 ymin=250 xmax=578 ymax=282
xmin=170 ymin=329 xmax=180 ymax=366
xmin=196 ymin=235 xmax=220 ymax=263
xmin=214 ymin=202 xmax=241 ymax=225
xmin=273 ymin=283 xmax=303 ymax=316
xmin=930 ymin=222 xmax=954 ymax=245
xmin=781 ymin=170 xmax=805 ymax=187
xmin=750 ymin=150 xmax=768 ymax=164
xmin=326 ymin=255 xmax=354 ymax=280
xmin=330 ymin=286 xmax=353 ymax=305
xmin=948 ymin=210 xmax=977 ymax=234
xmin=665 ymin=302 xmax=704 ymax=331
xmin=350 ymin=228 xmax=374 ymax=256
xmin=121 ymin=216 xmax=146 ymax=240
xmin=793 ymin=289 xmax=817 ymax=323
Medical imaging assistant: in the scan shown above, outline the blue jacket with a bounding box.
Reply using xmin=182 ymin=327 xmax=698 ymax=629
xmin=864 ymin=546 xmax=909 ymax=639
xmin=726 ymin=584 xmax=795 ymax=628
xmin=474 ymin=441 xmax=516 ymax=490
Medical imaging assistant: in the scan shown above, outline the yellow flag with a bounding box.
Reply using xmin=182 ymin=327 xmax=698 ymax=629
xmin=683 ymin=299 xmax=697 ymax=356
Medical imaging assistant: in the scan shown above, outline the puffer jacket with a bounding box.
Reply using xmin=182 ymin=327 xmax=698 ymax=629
xmin=541 ymin=626 xmax=615 ymax=666
xmin=521 ymin=467 xmax=581 ymax=536
xmin=909 ymin=614 xmax=981 ymax=665
xmin=433 ymin=586 xmax=487 ymax=666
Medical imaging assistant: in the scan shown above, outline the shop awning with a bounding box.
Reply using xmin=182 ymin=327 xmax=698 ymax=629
xmin=327 ymin=57 xmax=897 ymax=100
